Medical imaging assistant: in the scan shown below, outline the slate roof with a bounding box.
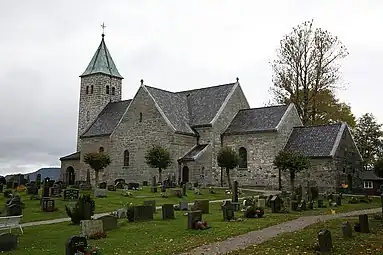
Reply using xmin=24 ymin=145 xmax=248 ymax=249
xmin=179 ymin=144 xmax=209 ymax=161
xmin=60 ymin=151 xmax=81 ymax=161
xmin=81 ymin=100 xmax=132 ymax=138
xmin=145 ymin=83 xmax=236 ymax=134
xmin=284 ymin=123 xmax=344 ymax=158
xmin=80 ymin=35 xmax=123 ymax=79
xmin=223 ymin=105 xmax=289 ymax=135
xmin=361 ymin=171 xmax=383 ymax=181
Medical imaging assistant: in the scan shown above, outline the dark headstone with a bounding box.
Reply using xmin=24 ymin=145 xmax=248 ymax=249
xmin=7 ymin=204 xmax=22 ymax=216
xmin=133 ymin=205 xmax=154 ymax=221
xmin=341 ymin=221 xmax=352 ymax=238
xmin=65 ymin=235 xmax=87 ymax=255
xmin=6 ymin=182 xmax=13 ymax=189
xmin=162 ymin=204 xmax=175 ymax=220
xmin=41 ymin=199 xmax=55 ymax=212
xmin=318 ymin=199 xmax=324 ymax=208
xmin=193 ymin=199 xmax=209 ymax=214
xmin=143 ymin=200 xmax=156 ymax=213
xmin=42 ymin=187 xmax=50 ymax=197
xmin=128 ymin=182 xmax=140 ymax=190
xmin=63 ymin=189 xmax=80 ymax=200
xmin=27 ymin=185 xmax=38 ymax=195
xmin=318 ymin=229 xmax=332 ymax=253
xmin=187 ymin=210 xmax=202 ymax=229
xmin=142 ymin=181 xmax=148 ymax=186
xmin=0 ymin=233 xmax=18 ymax=252
xmin=291 ymin=200 xmax=299 ymax=211
xmin=98 ymin=182 xmax=107 ymax=189
xmin=97 ymin=215 xmax=118 ymax=231
xmin=151 ymin=176 xmax=157 ymax=193
xmin=359 ymin=214 xmax=370 ymax=233
xmin=50 ymin=186 xmax=61 ymax=197
xmin=307 ymin=201 xmax=314 ymax=210
xmin=107 ymin=185 xmax=116 ymax=191
xmin=335 ymin=195 xmax=342 ymax=206
xmin=232 ymin=180 xmax=239 ymax=203
xmin=270 ymin=196 xmax=282 ymax=213
xmin=221 ymin=200 xmax=235 ymax=221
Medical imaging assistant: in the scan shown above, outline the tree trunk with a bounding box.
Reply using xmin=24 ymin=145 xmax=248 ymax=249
xmin=95 ymin=170 xmax=99 ymax=186
xmin=158 ymin=168 xmax=163 ymax=184
xmin=278 ymin=168 xmax=282 ymax=191
xmin=220 ymin=168 xmax=224 ymax=187
xmin=226 ymin=168 xmax=232 ymax=189
xmin=290 ymin=169 xmax=296 ymax=191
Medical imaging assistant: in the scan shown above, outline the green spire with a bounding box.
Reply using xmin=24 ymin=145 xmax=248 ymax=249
xmin=80 ymin=34 xmax=123 ymax=79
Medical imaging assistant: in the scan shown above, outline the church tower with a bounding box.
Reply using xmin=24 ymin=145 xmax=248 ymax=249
xmin=77 ymin=32 xmax=123 ymax=150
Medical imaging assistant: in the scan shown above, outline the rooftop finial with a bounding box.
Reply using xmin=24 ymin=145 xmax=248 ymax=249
xmin=236 ymin=77 xmax=239 ymax=83
xmin=140 ymin=79 xmax=144 ymax=85
xmin=101 ymin=22 xmax=106 ymax=37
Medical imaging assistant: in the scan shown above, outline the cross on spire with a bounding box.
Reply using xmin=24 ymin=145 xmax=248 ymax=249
xmin=101 ymin=22 xmax=106 ymax=37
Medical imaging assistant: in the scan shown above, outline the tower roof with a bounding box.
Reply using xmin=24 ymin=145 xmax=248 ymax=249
xmin=80 ymin=34 xmax=123 ymax=79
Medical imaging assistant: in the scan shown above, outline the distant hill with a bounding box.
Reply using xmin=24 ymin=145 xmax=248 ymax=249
xmin=5 ymin=167 xmax=61 ymax=182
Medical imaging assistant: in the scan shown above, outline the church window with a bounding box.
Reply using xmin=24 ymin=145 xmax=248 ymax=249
xmin=91 ymin=85 xmax=94 ymax=94
xmin=238 ymin=147 xmax=247 ymax=169
xmin=111 ymin=87 xmax=115 ymax=95
xmin=124 ymin=150 xmax=130 ymax=166
xmin=86 ymin=86 xmax=89 ymax=94
xmin=106 ymin=85 xmax=110 ymax=94
xmin=99 ymin=147 xmax=104 ymax=153
xmin=139 ymin=112 xmax=143 ymax=122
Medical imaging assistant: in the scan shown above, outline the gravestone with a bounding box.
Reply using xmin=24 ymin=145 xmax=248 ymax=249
xmin=107 ymin=185 xmax=116 ymax=191
xmin=97 ymin=215 xmax=118 ymax=231
xmin=258 ymin=198 xmax=266 ymax=208
xmin=318 ymin=197 xmax=324 ymax=208
xmin=49 ymin=186 xmax=61 ymax=197
xmin=291 ymin=200 xmax=299 ymax=211
xmin=6 ymin=196 xmax=23 ymax=216
xmin=182 ymin=184 xmax=187 ymax=196
xmin=41 ymin=199 xmax=55 ymax=212
xmin=81 ymin=219 xmax=104 ymax=237
xmin=64 ymin=189 xmax=80 ymax=200
xmin=94 ymin=188 xmax=107 ymax=198
xmin=359 ymin=214 xmax=370 ymax=233
xmin=98 ymin=182 xmax=107 ymax=189
xmin=318 ymin=229 xmax=333 ymax=253
xmin=171 ymin=189 xmax=183 ymax=197
xmin=180 ymin=201 xmax=189 ymax=211
xmin=270 ymin=196 xmax=282 ymax=213
xmin=341 ymin=221 xmax=352 ymax=238
xmin=0 ymin=233 xmax=18 ymax=252
xmin=151 ymin=176 xmax=157 ymax=193
xmin=221 ymin=200 xmax=235 ymax=221
xmin=42 ymin=187 xmax=50 ymax=197
xmin=193 ymin=199 xmax=209 ymax=214
xmin=335 ymin=195 xmax=342 ymax=206
xmin=142 ymin=180 xmax=148 ymax=186
xmin=65 ymin=235 xmax=87 ymax=255
xmin=27 ymin=185 xmax=38 ymax=196
xmin=187 ymin=210 xmax=202 ymax=229
xmin=133 ymin=205 xmax=154 ymax=221
xmin=143 ymin=200 xmax=156 ymax=213
xmin=116 ymin=208 xmax=127 ymax=218
xmin=232 ymin=180 xmax=239 ymax=203
xmin=162 ymin=204 xmax=175 ymax=220
xmin=307 ymin=201 xmax=314 ymax=210
xmin=128 ymin=182 xmax=140 ymax=190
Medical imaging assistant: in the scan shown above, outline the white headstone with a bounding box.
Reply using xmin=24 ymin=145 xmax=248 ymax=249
xmin=94 ymin=188 xmax=107 ymax=198
xmin=258 ymin=198 xmax=266 ymax=208
xmin=80 ymin=219 xmax=104 ymax=237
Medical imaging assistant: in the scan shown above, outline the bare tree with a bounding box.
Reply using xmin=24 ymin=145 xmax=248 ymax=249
xmin=271 ymin=20 xmax=349 ymax=125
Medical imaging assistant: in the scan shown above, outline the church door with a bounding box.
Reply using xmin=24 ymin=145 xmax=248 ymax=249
xmin=182 ymin=166 xmax=189 ymax=184
xmin=66 ymin=167 xmax=75 ymax=185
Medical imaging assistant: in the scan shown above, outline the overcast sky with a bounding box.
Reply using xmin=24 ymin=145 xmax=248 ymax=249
xmin=0 ymin=0 xmax=382 ymax=176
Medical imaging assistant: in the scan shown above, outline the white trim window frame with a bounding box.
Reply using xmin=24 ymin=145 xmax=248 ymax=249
xmin=363 ymin=181 xmax=373 ymax=189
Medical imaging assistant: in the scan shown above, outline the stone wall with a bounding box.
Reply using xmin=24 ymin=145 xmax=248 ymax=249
xmin=173 ymin=133 xmax=197 ymax=181
xmin=77 ymin=74 xmax=122 ymax=150
xmin=60 ymin=159 xmax=86 ymax=184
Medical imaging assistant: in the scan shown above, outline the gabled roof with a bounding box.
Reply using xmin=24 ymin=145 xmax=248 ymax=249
xmin=223 ymin=105 xmax=289 ymax=135
xmin=60 ymin=151 xmax=80 ymax=161
xmin=178 ymin=144 xmax=209 ymax=162
xmin=284 ymin=123 xmax=344 ymax=158
xmin=361 ymin=171 xmax=383 ymax=181
xmin=80 ymin=34 xmax=123 ymax=79
xmin=144 ymin=83 xmax=236 ymax=135
xmin=81 ymin=99 xmax=132 ymax=138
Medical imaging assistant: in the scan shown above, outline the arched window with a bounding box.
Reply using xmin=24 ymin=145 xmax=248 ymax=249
xmin=106 ymin=85 xmax=110 ymax=94
xmin=111 ymin=87 xmax=115 ymax=95
xmin=91 ymin=85 xmax=94 ymax=94
xmin=86 ymin=86 xmax=89 ymax=94
xmin=139 ymin=112 xmax=143 ymax=122
xmin=238 ymin=147 xmax=247 ymax=169
xmin=99 ymin=147 xmax=104 ymax=153
xmin=123 ymin=150 xmax=129 ymax=166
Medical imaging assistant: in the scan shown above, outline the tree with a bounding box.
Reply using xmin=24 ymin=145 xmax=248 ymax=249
xmin=217 ymin=146 xmax=239 ymax=189
xmin=374 ymin=158 xmax=383 ymax=178
xmin=353 ymin=113 xmax=383 ymax=169
xmin=271 ymin=20 xmax=349 ymax=125
xmin=273 ymin=150 xmax=311 ymax=190
xmin=83 ymin=152 xmax=111 ymax=186
xmin=145 ymin=145 xmax=172 ymax=183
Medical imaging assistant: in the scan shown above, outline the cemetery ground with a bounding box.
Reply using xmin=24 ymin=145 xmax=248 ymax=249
xmin=3 ymin=197 xmax=383 ymax=255
xmin=228 ymin=214 xmax=383 ymax=255
xmin=0 ymin=187 xmax=247 ymax=223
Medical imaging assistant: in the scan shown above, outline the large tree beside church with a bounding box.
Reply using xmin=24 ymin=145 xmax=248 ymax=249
xmin=353 ymin=113 xmax=383 ymax=170
xmin=217 ymin=146 xmax=239 ymax=189
xmin=270 ymin=20 xmax=354 ymax=126
xmin=145 ymin=145 xmax=172 ymax=184
xmin=83 ymin=152 xmax=111 ymax=186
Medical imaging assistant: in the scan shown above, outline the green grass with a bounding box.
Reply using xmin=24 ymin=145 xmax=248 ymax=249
xmin=229 ymin=214 xmax=383 ymax=255
xmin=0 ymin=187 xmax=258 ymax=223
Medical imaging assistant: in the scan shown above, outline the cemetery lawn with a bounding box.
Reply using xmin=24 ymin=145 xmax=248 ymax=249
xmin=0 ymin=187 xmax=259 ymax=223
xmin=228 ymin=214 xmax=383 ymax=255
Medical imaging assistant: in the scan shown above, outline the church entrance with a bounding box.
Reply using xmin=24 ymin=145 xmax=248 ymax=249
xmin=66 ymin=167 xmax=75 ymax=185
xmin=182 ymin=166 xmax=189 ymax=184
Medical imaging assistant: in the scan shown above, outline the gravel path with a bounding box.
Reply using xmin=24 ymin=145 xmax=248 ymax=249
xmin=178 ymin=207 xmax=382 ymax=255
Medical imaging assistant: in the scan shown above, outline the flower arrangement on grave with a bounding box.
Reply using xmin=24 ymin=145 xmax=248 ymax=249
xmin=88 ymin=231 xmax=106 ymax=240
xmin=194 ymin=220 xmax=210 ymax=230
xmin=65 ymin=194 xmax=95 ymax=224
xmin=83 ymin=246 xmax=102 ymax=255
xmin=121 ymin=190 xmax=133 ymax=197
xmin=16 ymin=185 xmax=26 ymax=192
xmin=244 ymin=206 xmax=264 ymax=218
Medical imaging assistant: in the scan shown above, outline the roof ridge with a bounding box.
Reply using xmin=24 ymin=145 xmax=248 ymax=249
xmin=293 ymin=122 xmax=343 ymax=129
xmin=175 ymin=82 xmax=236 ymax=94
xmin=144 ymin=85 xmax=175 ymax=94
xmin=238 ymin=104 xmax=288 ymax=112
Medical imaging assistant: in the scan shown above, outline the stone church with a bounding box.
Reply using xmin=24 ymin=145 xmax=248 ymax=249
xmin=60 ymin=33 xmax=363 ymax=191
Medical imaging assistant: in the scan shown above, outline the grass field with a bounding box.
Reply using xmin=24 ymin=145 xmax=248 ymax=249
xmin=229 ymin=213 xmax=383 ymax=255
xmin=0 ymin=187 xmax=258 ymax=223
xmin=3 ymin=197 xmax=382 ymax=255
